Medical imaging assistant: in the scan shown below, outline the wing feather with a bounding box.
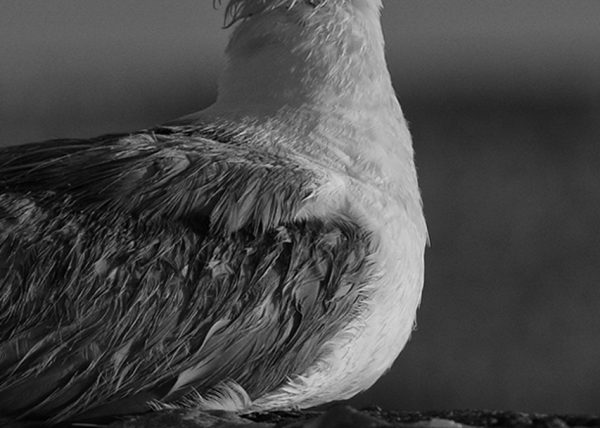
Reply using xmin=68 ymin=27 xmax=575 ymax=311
xmin=0 ymin=126 xmax=373 ymax=423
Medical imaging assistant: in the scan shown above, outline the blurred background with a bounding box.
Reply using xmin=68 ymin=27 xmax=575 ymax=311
xmin=1 ymin=0 xmax=599 ymax=415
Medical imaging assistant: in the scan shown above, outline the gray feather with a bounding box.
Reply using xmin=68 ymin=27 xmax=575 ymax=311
xmin=0 ymin=126 xmax=374 ymax=423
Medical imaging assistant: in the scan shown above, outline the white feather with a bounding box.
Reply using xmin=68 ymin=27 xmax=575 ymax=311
xmin=183 ymin=0 xmax=427 ymax=410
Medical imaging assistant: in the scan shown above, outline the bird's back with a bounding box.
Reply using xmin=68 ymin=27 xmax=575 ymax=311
xmin=0 ymin=126 xmax=374 ymax=423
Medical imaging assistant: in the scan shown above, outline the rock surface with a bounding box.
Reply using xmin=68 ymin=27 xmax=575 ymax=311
xmin=94 ymin=406 xmax=600 ymax=428
xmin=2 ymin=406 xmax=599 ymax=427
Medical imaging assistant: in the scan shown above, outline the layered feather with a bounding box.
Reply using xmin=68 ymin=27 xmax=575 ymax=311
xmin=0 ymin=126 xmax=374 ymax=423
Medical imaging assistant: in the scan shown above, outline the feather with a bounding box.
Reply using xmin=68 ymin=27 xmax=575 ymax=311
xmin=0 ymin=126 xmax=374 ymax=423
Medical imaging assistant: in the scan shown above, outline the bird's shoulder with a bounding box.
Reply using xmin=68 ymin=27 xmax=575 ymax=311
xmin=0 ymin=125 xmax=318 ymax=233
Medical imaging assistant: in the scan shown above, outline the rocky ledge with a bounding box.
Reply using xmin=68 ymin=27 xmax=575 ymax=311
xmin=47 ymin=405 xmax=597 ymax=428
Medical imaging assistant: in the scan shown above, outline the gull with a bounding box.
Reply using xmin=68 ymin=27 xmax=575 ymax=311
xmin=0 ymin=0 xmax=427 ymax=424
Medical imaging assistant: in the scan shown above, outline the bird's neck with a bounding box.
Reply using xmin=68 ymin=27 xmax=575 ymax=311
xmin=190 ymin=6 xmax=414 ymax=188
xmin=213 ymin=5 xmax=394 ymax=116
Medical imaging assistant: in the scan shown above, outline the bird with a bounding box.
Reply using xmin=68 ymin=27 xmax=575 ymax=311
xmin=0 ymin=0 xmax=427 ymax=425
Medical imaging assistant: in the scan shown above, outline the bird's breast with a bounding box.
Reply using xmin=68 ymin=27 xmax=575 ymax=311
xmin=252 ymin=170 xmax=427 ymax=410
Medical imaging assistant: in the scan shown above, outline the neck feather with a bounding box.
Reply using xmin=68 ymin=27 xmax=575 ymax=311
xmin=192 ymin=2 xmax=413 ymax=189
xmin=213 ymin=2 xmax=392 ymax=114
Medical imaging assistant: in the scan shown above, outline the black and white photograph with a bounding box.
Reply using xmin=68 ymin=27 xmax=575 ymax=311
xmin=1 ymin=1 xmax=599 ymax=426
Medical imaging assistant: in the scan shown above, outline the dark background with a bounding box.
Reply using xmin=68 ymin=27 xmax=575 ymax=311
xmin=1 ymin=0 xmax=599 ymax=415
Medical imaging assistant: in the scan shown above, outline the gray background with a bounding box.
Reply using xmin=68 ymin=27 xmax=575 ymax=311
xmin=1 ymin=1 xmax=599 ymax=414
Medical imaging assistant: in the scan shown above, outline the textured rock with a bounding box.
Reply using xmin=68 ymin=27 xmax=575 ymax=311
xmin=100 ymin=406 xmax=600 ymax=428
xmin=2 ymin=406 xmax=598 ymax=427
